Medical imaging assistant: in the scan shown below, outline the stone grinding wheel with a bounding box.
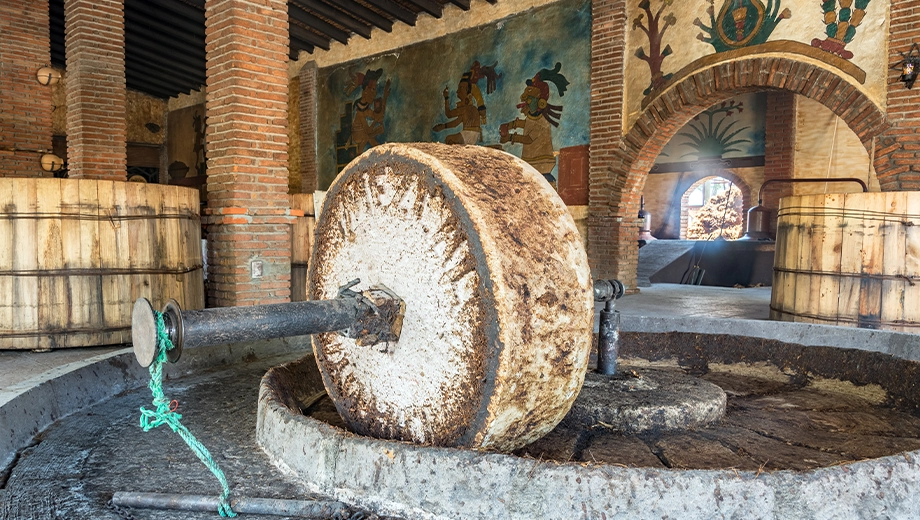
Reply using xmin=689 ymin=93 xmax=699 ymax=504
xmin=309 ymin=143 xmax=592 ymax=452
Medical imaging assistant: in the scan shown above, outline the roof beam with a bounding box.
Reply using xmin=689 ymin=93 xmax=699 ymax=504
xmin=289 ymin=3 xmax=350 ymax=44
xmin=329 ymin=0 xmax=393 ymax=32
xmin=405 ymin=0 xmax=443 ymax=18
xmin=363 ymin=0 xmax=417 ymax=26
xmin=447 ymin=0 xmax=471 ymax=10
xmin=289 ymin=22 xmax=331 ymax=51
xmin=292 ymin=0 xmax=373 ymax=39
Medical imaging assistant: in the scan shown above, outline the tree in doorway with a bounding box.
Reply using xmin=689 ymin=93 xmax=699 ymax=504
xmin=687 ymin=185 xmax=744 ymax=240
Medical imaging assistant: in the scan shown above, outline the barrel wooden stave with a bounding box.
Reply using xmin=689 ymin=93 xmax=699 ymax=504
xmin=0 ymin=178 xmax=204 ymax=350
xmin=771 ymin=192 xmax=920 ymax=331
xmin=290 ymin=193 xmax=315 ymax=303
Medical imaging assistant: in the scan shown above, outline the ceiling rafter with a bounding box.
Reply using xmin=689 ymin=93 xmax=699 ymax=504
xmin=48 ymin=0 xmax=476 ymax=99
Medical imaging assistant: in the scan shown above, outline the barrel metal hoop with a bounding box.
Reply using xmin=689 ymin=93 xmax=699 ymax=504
xmin=0 ymin=212 xmax=201 ymax=222
xmin=0 ymin=265 xmax=204 ymax=277
xmin=769 ymin=306 xmax=920 ymax=330
xmin=0 ymin=325 xmax=131 ymax=338
xmin=773 ymin=266 xmax=920 ymax=286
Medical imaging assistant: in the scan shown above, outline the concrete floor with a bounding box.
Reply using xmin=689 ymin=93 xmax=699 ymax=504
xmin=0 ymin=284 xmax=772 ymax=395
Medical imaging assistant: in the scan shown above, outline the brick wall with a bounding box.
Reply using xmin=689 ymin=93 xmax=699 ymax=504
xmin=299 ymin=62 xmax=318 ymax=193
xmin=761 ymin=91 xmax=796 ymax=210
xmin=64 ymin=0 xmax=127 ymax=180
xmin=0 ymin=0 xmax=53 ymax=177
xmin=204 ymin=0 xmax=293 ymax=307
xmin=596 ymin=56 xmax=889 ymax=289
xmin=588 ymin=0 xmax=633 ymax=285
xmin=874 ymin=0 xmax=920 ymax=190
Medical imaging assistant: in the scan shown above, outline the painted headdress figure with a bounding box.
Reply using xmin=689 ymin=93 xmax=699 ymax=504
xmin=501 ymin=62 xmax=570 ymax=182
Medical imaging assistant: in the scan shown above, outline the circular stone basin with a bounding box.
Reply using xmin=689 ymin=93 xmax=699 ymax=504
xmin=257 ymin=326 xmax=920 ymax=519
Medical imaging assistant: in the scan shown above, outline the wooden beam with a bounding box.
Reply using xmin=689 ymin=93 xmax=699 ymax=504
xmin=405 ymin=0 xmax=443 ymax=18
xmin=290 ymin=37 xmax=315 ymax=57
xmin=289 ymin=3 xmax=351 ymax=44
xmin=363 ymin=0 xmax=417 ymax=26
xmin=331 ymin=0 xmax=393 ymax=32
xmin=289 ymin=22 xmax=331 ymax=51
xmin=292 ymin=0 xmax=373 ymax=39
xmin=447 ymin=0 xmax=471 ymax=10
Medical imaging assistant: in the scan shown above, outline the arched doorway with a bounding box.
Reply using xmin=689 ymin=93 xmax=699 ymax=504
xmin=681 ymin=176 xmax=744 ymax=240
xmin=588 ymin=57 xmax=890 ymax=288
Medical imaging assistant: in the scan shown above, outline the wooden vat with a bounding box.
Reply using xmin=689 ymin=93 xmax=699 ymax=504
xmin=771 ymin=192 xmax=920 ymax=332
xmin=290 ymin=193 xmax=315 ymax=302
xmin=0 ymin=178 xmax=204 ymax=350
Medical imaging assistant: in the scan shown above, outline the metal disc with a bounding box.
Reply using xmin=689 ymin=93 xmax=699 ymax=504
xmin=163 ymin=299 xmax=184 ymax=364
xmin=309 ymin=143 xmax=593 ymax=451
xmin=132 ymin=298 xmax=158 ymax=368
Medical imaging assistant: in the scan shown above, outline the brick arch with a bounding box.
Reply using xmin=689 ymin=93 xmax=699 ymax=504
xmin=590 ymin=56 xmax=889 ymax=288
xmin=677 ymin=172 xmax=750 ymax=239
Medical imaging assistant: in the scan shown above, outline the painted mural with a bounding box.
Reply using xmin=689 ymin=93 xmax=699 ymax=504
xmin=656 ymin=92 xmax=766 ymax=163
xmin=625 ymin=0 xmax=889 ymax=132
xmin=316 ymin=0 xmax=591 ymax=191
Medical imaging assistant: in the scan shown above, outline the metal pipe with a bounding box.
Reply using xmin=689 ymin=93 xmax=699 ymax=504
xmin=132 ymin=281 xmax=406 ymax=367
xmin=757 ymin=177 xmax=868 ymax=205
xmin=596 ymin=303 xmax=621 ymax=376
xmin=593 ymin=279 xmax=625 ymax=376
xmin=112 ymin=492 xmax=350 ymax=518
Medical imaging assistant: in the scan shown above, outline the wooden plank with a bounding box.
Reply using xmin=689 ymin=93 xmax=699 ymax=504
xmin=12 ymin=180 xmax=40 ymax=348
xmin=161 ymin=185 xmax=185 ymax=310
xmin=816 ymin=193 xmax=844 ymax=327
xmin=793 ymin=194 xmax=816 ymax=324
xmin=857 ymin=193 xmax=885 ymax=329
xmin=79 ymin=179 xmax=105 ymax=331
xmin=0 ymin=178 xmax=15 ymax=346
xmin=902 ymin=192 xmax=920 ymax=331
xmin=879 ymin=193 xmax=908 ymax=330
xmin=837 ymin=193 xmax=863 ymax=327
xmin=60 ymin=179 xmax=89 ymax=341
xmin=770 ymin=198 xmax=788 ymax=320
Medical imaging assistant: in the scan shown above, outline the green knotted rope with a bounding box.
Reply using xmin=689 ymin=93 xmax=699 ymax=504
xmin=139 ymin=311 xmax=237 ymax=517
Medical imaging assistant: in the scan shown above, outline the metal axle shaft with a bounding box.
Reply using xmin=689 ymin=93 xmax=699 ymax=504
xmin=132 ymin=281 xmax=406 ymax=367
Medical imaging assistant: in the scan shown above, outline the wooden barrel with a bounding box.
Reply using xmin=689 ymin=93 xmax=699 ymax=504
xmin=771 ymin=192 xmax=920 ymax=332
xmin=290 ymin=193 xmax=315 ymax=302
xmin=0 ymin=178 xmax=204 ymax=350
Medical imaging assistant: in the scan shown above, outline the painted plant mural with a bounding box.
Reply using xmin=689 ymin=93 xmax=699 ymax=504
xmin=812 ymin=0 xmax=871 ymax=59
xmin=500 ymin=63 xmax=570 ymax=182
xmin=678 ymin=100 xmax=750 ymax=159
xmin=633 ymin=0 xmax=677 ymax=95
xmin=695 ymin=0 xmax=791 ymax=52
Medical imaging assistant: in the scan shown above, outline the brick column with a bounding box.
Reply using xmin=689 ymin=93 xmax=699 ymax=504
xmin=299 ymin=62 xmax=318 ymax=193
xmin=588 ymin=0 xmax=634 ymax=286
xmin=875 ymin=0 xmax=920 ymax=190
xmin=64 ymin=0 xmax=127 ymax=180
xmin=204 ymin=0 xmax=293 ymax=307
xmin=761 ymin=91 xmax=796 ymax=210
xmin=0 ymin=0 xmax=54 ymax=177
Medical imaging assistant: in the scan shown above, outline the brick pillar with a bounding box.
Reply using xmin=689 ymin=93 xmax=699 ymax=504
xmin=299 ymin=62 xmax=318 ymax=193
xmin=761 ymin=91 xmax=796 ymax=212
xmin=204 ymin=0 xmax=293 ymax=307
xmin=64 ymin=0 xmax=127 ymax=180
xmin=0 ymin=0 xmax=54 ymax=177
xmin=588 ymin=0 xmax=634 ymax=287
xmin=875 ymin=0 xmax=920 ymax=190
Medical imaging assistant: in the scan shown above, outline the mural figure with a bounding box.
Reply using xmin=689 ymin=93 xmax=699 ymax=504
xmin=335 ymin=69 xmax=391 ymax=172
xmin=432 ymin=62 xmax=501 ymax=145
xmin=678 ymin=100 xmax=750 ymax=159
xmin=432 ymin=75 xmax=483 ymax=144
xmin=633 ymin=0 xmax=677 ymax=95
xmin=695 ymin=0 xmax=791 ymax=52
xmin=500 ymin=63 xmax=569 ymax=183
xmin=811 ymin=0 xmax=871 ymax=59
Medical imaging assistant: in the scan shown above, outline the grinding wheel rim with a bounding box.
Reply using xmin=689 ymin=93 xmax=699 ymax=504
xmin=309 ymin=143 xmax=593 ymax=451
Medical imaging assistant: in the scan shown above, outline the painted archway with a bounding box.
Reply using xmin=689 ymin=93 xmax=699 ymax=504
xmin=588 ymin=56 xmax=890 ymax=289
